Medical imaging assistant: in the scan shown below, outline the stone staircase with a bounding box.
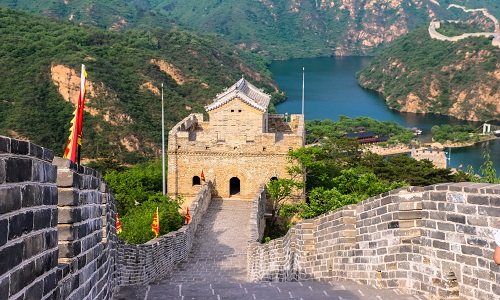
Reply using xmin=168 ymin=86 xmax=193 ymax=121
xmin=114 ymin=198 xmax=426 ymax=300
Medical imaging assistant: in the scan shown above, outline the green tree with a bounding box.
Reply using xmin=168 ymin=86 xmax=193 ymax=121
xmin=104 ymin=159 xmax=166 ymax=215
xmin=117 ymin=195 xmax=184 ymax=244
xmin=461 ymin=151 xmax=500 ymax=184
xmin=291 ymin=168 xmax=406 ymax=220
xmin=367 ymin=155 xmax=455 ymax=186
xmin=267 ymin=178 xmax=304 ymax=230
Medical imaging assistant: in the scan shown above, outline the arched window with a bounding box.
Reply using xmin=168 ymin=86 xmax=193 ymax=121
xmin=192 ymin=176 xmax=201 ymax=186
xmin=270 ymin=177 xmax=278 ymax=182
xmin=229 ymin=177 xmax=240 ymax=196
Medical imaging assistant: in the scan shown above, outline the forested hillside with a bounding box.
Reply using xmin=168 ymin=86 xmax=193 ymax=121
xmin=4 ymin=0 xmax=499 ymax=59
xmin=357 ymin=26 xmax=500 ymax=122
xmin=0 ymin=7 xmax=276 ymax=163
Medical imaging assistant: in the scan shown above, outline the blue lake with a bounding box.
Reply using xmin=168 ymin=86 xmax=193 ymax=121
xmin=271 ymin=56 xmax=500 ymax=173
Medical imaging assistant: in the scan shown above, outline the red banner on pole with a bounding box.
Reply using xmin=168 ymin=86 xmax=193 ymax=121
xmin=63 ymin=64 xmax=87 ymax=163
xmin=151 ymin=207 xmax=160 ymax=238
xmin=116 ymin=213 xmax=122 ymax=234
xmin=185 ymin=208 xmax=191 ymax=225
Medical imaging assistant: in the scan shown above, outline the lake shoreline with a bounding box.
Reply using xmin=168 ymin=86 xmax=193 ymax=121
xmin=270 ymin=56 xmax=500 ymax=171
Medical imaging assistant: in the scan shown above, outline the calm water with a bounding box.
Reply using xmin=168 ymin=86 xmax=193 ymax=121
xmin=271 ymin=56 xmax=500 ymax=172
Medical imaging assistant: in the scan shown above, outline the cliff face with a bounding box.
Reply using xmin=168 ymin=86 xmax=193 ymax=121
xmin=332 ymin=0 xmax=432 ymax=56
xmin=357 ymin=27 xmax=500 ymax=122
xmin=158 ymin=0 xmax=447 ymax=58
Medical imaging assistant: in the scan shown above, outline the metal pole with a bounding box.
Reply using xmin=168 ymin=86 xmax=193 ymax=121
xmin=302 ymin=67 xmax=305 ymax=116
xmin=161 ymin=83 xmax=166 ymax=195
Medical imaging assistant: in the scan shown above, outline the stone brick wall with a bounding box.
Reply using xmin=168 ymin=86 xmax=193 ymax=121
xmin=0 ymin=136 xmax=215 ymax=299
xmin=167 ymin=112 xmax=304 ymax=199
xmin=248 ymin=184 xmax=267 ymax=244
xmin=208 ymin=98 xmax=266 ymax=138
xmin=247 ymin=183 xmax=500 ymax=299
xmin=53 ymin=156 xmax=118 ymax=300
xmin=6 ymin=135 xmax=500 ymax=299
xmin=0 ymin=136 xmax=59 ymax=300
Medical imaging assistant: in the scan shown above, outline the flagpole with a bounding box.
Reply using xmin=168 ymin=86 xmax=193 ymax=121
xmin=301 ymin=67 xmax=305 ymax=116
xmin=161 ymin=83 xmax=166 ymax=195
xmin=77 ymin=64 xmax=86 ymax=165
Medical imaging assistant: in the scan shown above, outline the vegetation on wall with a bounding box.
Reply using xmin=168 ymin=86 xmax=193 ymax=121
xmin=436 ymin=21 xmax=486 ymax=37
xmin=265 ymin=117 xmax=475 ymax=239
xmin=104 ymin=159 xmax=184 ymax=244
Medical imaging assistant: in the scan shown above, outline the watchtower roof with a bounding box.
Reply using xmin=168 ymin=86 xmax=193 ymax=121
xmin=205 ymin=77 xmax=271 ymax=112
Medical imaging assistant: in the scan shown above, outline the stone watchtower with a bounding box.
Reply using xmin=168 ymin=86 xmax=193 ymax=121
xmin=167 ymin=77 xmax=305 ymax=199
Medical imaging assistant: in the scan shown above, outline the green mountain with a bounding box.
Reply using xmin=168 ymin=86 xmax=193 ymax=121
xmin=0 ymin=7 xmax=276 ymax=163
xmin=356 ymin=26 xmax=500 ymax=122
xmin=4 ymin=0 xmax=500 ymax=59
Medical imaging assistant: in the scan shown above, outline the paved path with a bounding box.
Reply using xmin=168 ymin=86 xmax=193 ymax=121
xmin=113 ymin=198 xmax=427 ymax=300
xmin=158 ymin=198 xmax=252 ymax=283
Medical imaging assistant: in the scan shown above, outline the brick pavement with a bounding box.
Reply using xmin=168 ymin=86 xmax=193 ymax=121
xmin=113 ymin=198 xmax=427 ymax=300
xmin=158 ymin=198 xmax=252 ymax=283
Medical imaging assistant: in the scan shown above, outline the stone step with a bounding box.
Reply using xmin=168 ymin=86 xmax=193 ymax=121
xmin=140 ymin=281 xmax=427 ymax=300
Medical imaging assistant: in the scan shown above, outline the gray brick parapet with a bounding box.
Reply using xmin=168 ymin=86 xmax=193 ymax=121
xmin=0 ymin=136 xmax=58 ymax=300
xmin=116 ymin=183 xmax=212 ymax=285
xmin=247 ymin=183 xmax=500 ymax=299
xmin=1 ymin=136 xmax=215 ymax=299
xmin=52 ymin=156 xmax=117 ymax=300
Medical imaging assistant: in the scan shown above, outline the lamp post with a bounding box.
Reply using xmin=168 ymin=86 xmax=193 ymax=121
xmin=161 ymin=83 xmax=166 ymax=195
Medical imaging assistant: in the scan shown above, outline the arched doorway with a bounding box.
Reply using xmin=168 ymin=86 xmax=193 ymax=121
xmin=229 ymin=177 xmax=240 ymax=196
xmin=192 ymin=176 xmax=201 ymax=185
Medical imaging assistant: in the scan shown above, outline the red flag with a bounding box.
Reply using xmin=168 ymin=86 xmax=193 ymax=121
xmin=185 ymin=208 xmax=191 ymax=225
xmin=116 ymin=213 xmax=122 ymax=234
xmin=63 ymin=64 xmax=87 ymax=163
xmin=151 ymin=207 xmax=159 ymax=238
xmin=200 ymin=169 xmax=205 ymax=182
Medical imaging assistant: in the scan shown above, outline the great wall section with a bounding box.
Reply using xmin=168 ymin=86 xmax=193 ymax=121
xmin=428 ymin=4 xmax=500 ymax=47
xmin=2 ymin=135 xmax=500 ymax=299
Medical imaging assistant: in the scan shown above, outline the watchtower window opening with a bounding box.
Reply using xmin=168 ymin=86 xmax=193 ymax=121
xmin=192 ymin=176 xmax=201 ymax=186
xmin=238 ymin=109 xmax=242 ymax=112
xmin=229 ymin=177 xmax=241 ymax=196
xmin=231 ymin=109 xmax=235 ymax=112
xmin=270 ymin=177 xmax=278 ymax=182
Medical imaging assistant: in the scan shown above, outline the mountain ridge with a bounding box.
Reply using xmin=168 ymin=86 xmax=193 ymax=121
xmin=4 ymin=0 xmax=496 ymax=59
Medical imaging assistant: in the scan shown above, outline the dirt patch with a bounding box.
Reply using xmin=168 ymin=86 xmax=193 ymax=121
xmin=150 ymin=59 xmax=188 ymax=85
xmin=51 ymin=64 xmax=98 ymax=115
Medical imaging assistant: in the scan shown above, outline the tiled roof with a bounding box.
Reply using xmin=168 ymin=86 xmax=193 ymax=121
xmin=345 ymin=131 xmax=376 ymax=139
xmin=205 ymin=77 xmax=271 ymax=112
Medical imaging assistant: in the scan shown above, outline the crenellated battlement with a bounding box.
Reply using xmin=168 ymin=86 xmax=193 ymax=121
xmin=167 ymin=78 xmax=305 ymax=199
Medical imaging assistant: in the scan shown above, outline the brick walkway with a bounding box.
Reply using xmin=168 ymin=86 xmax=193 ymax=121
xmin=113 ymin=198 xmax=427 ymax=300
xmin=157 ymin=198 xmax=252 ymax=283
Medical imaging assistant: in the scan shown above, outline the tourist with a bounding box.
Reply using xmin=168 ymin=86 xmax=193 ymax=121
xmin=495 ymin=231 xmax=500 ymax=264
